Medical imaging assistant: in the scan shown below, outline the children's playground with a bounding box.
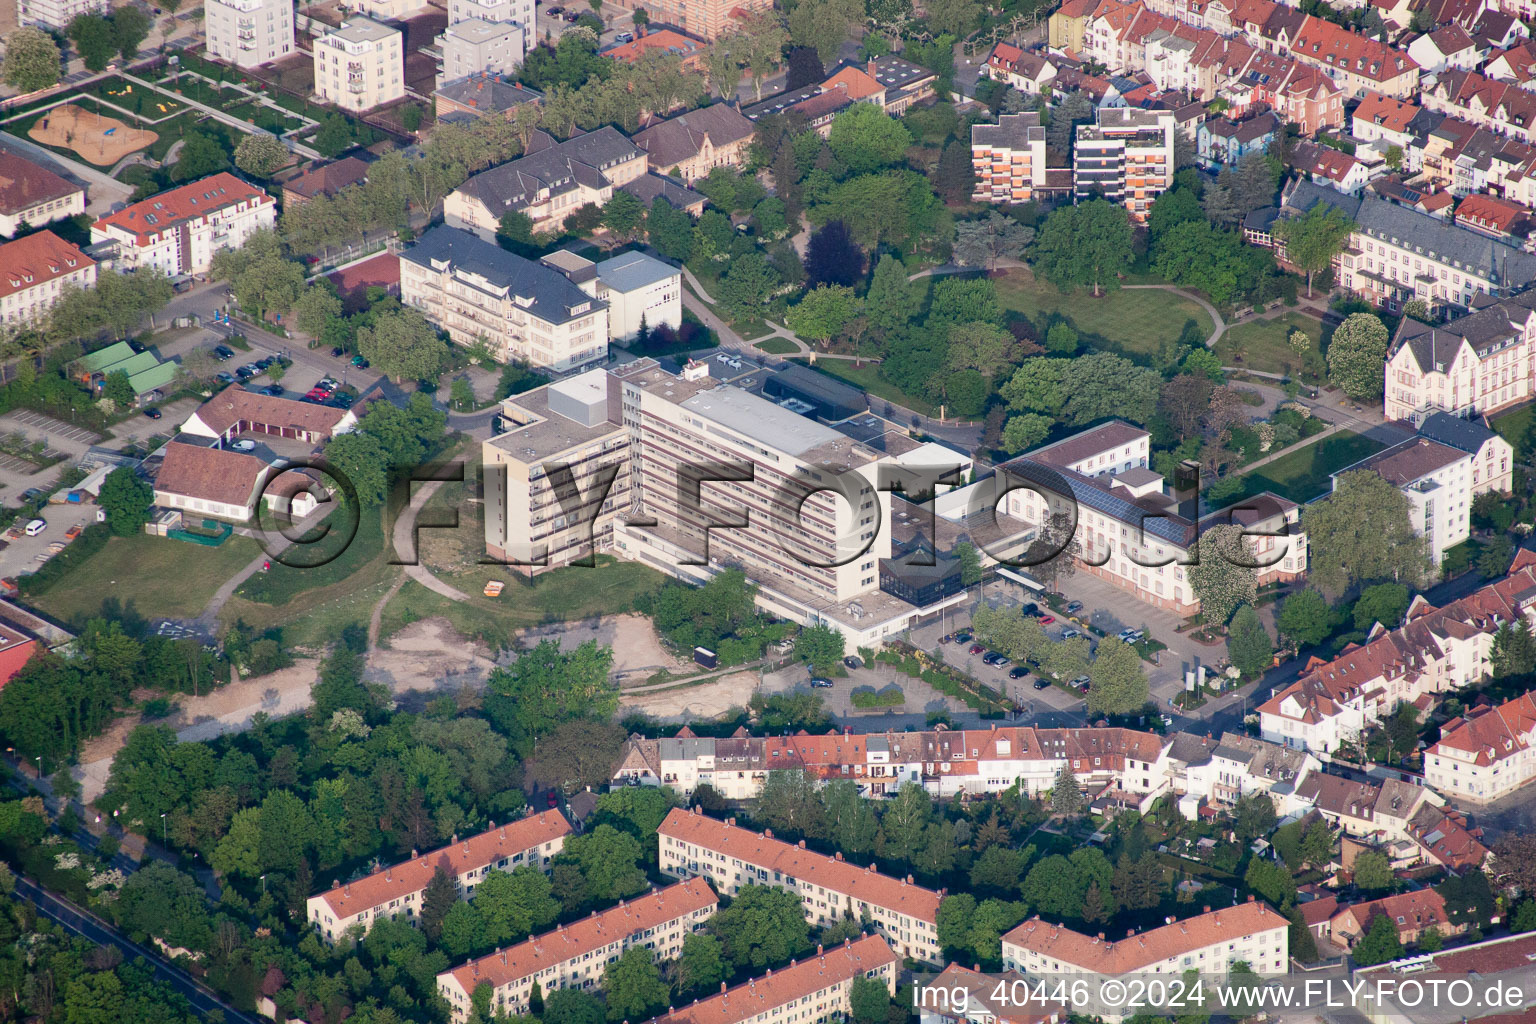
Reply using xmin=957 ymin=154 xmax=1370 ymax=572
xmin=28 ymin=104 xmax=157 ymax=166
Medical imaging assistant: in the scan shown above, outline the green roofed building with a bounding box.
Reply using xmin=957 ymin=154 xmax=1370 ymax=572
xmin=96 ymin=351 xmax=160 ymax=379
xmin=128 ymin=362 xmax=178 ymax=398
xmin=73 ymin=341 xmax=135 ymax=375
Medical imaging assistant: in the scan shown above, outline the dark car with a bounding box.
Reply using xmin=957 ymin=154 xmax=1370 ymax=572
xmin=981 ymin=652 xmax=1003 ymax=665
xmin=234 ymin=366 xmax=255 ymax=380
xmin=1008 ymin=666 xmax=1029 ymax=679
xmin=324 ymin=394 xmax=353 ymax=408
xmin=255 ymin=356 xmax=275 ymax=369
xmin=809 ymin=677 xmax=833 ymax=688
xmin=142 ymin=407 xmax=162 ymax=419
xmin=213 ymin=345 xmax=235 ymax=360
xmin=563 ymin=9 xmax=580 ymax=18
xmin=953 ymin=632 xmax=972 ymax=644
xmin=842 ymin=655 xmax=862 ymax=670
xmin=1020 ymin=602 xmax=1038 ymax=616
xmin=1065 ymin=600 xmax=1084 ymax=614
xmin=260 ymin=385 xmax=284 ymax=397
xmin=351 ymin=354 xmax=369 ymax=368
xmin=331 ymin=346 xmax=347 ymax=358
xmin=1033 ymin=678 xmax=1051 ymax=689
xmin=968 ymin=643 xmax=985 ymax=655
xmin=216 ymin=372 xmax=236 ymax=384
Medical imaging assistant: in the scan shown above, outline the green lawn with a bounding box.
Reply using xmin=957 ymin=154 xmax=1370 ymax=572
xmin=754 ymin=338 xmax=799 ymax=355
xmin=1226 ymin=429 xmax=1386 ymax=505
xmin=992 ymin=269 xmax=1214 ymax=356
xmin=29 ymin=531 xmax=261 ymax=625
xmin=793 ymin=357 xmax=936 ymax=416
xmin=1215 ymin=312 xmax=1327 ymax=380
xmin=1493 ymin=405 xmax=1534 ymax=450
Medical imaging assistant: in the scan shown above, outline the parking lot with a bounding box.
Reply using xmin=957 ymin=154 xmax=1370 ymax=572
xmin=4 ymin=411 xmax=101 ymax=449
xmin=0 ymin=500 xmax=101 ymax=582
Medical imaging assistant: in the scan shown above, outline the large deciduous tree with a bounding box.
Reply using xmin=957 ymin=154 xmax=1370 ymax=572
xmin=1226 ymin=604 xmax=1273 ymax=677
xmin=1303 ymin=470 xmax=1431 ymax=594
xmin=2 ymin=28 xmax=62 ymax=92
xmin=1185 ymin=523 xmax=1258 ymax=627
xmin=1030 ymin=199 xmax=1134 ymax=296
xmin=358 ymin=308 xmax=447 ymax=384
xmin=1274 ymin=203 xmax=1353 ymax=297
xmin=234 ymin=134 xmax=289 ymax=178
xmin=1326 ymin=312 xmax=1389 ymax=400
xmin=1086 ymin=636 xmax=1149 ymax=715
xmin=828 ymin=103 xmax=913 ymax=173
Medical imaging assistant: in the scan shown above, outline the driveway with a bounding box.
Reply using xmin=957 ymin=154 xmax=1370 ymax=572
xmin=0 ymin=500 xmax=100 ymax=581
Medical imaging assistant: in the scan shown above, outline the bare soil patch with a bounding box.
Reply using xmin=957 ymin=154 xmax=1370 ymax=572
xmin=31 ymin=104 xmax=156 ymax=164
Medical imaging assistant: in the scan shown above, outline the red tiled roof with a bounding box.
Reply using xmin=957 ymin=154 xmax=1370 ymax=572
xmin=607 ymin=28 xmax=703 ymax=61
xmin=1003 ymin=902 xmax=1289 ymax=973
xmin=192 ymin=385 xmax=352 ymax=438
xmin=445 ymin=878 xmax=718 ymax=992
xmin=1289 ymin=16 xmax=1418 ymax=82
xmin=658 ymin=808 xmax=943 ymax=923
xmin=1354 ymin=91 xmax=1420 ymax=132
xmin=653 ymin=936 xmax=899 ymax=1024
xmin=315 ymin=810 xmax=572 ymax=921
xmin=93 ymin=173 xmax=273 ymax=246
xmin=1455 ymin=193 xmax=1530 ymax=234
xmin=0 ymin=151 xmax=81 ymax=216
xmin=0 ymin=230 xmax=92 ymax=301
xmin=153 ymin=441 xmax=269 ymax=508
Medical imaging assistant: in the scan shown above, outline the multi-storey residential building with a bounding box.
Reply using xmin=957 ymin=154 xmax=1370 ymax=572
xmin=1407 ymin=24 xmax=1481 ymax=72
xmin=434 ymin=73 xmax=543 ymax=120
xmin=400 ymin=226 xmax=609 ymax=370
xmin=445 ymin=128 xmax=648 ymax=237
xmin=598 ymin=0 xmax=769 ymax=40
xmin=17 ymin=0 xmax=106 ymax=30
xmin=919 ymin=966 xmax=1065 ymax=1024
xmin=1329 ymin=891 xmax=1463 ymax=949
xmin=1423 ymin=69 xmax=1536 ymax=144
xmin=449 ymin=0 xmax=532 ymax=26
xmin=1426 ymin=690 xmax=1536 ymax=801
xmin=0 ymin=230 xmax=95 ymax=327
xmin=590 ymin=251 xmax=681 ymax=342
xmin=436 ymin=879 xmax=718 ymax=1023
xmin=1002 ymin=901 xmax=1290 ymax=1007
xmin=1260 ymin=550 xmax=1536 ymax=754
xmin=206 ymin=0 xmax=295 ymax=67
xmin=1073 ymin=108 xmax=1175 ymax=218
xmin=0 ymin=152 xmax=84 ymax=237
xmin=1050 ymin=0 xmax=1101 ymax=53
xmin=313 ymin=17 xmax=404 ymax=114
xmin=306 ymin=811 xmax=571 ymax=942
xmin=1196 ymin=112 xmax=1278 ymax=168
xmin=1260 ymin=181 xmax=1536 ymax=315
xmin=1333 ymin=436 xmax=1473 ymax=568
xmin=616 ymin=726 xmax=1174 ymax=803
xmin=998 ymin=422 xmax=1306 ymax=616
xmin=971 ymin=113 xmax=1050 ymax=205
xmin=90 ymin=173 xmax=276 ymax=278
xmin=657 ymin=808 xmax=942 ymax=962
xmin=1285 ymin=16 xmax=1419 ymax=97
xmin=652 ymin=936 xmax=899 ymax=1024
xmin=1413 ymin=412 xmax=1513 ymax=494
xmin=1384 ymin=293 xmax=1536 ymax=423
xmin=633 ymin=104 xmax=756 ymax=183
xmin=1167 ymin=732 xmax=1318 ymax=810
xmin=431 ymin=18 xmax=525 ymax=89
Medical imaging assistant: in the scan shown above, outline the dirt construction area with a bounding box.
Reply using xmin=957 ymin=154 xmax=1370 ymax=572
xmin=517 ymin=613 xmax=691 ymax=685
xmin=366 ymin=617 xmax=497 ymax=694
xmin=620 ymin=671 xmax=760 ymax=720
xmin=30 ymin=105 xmax=156 ymax=165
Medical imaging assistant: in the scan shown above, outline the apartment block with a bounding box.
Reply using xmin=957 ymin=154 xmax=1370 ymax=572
xmin=590 ymin=250 xmax=681 ymax=342
xmin=399 ymin=226 xmax=609 ymax=371
xmin=17 ymin=0 xmax=105 ymax=30
xmin=1073 ymin=107 xmax=1175 ymax=218
xmin=445 ymin=128 xmax=648 ymax=237
xmin=1426 ymin=690 xmax=1536 ymax=801
xmin=1332 ymin=436 xmax=1473 ymax=568
xmin=1002 ymin=901 xmax=1290 ymax=1007
xmin=436 ymin=878 xmax=718 ymax=1022
xmin=432 ymin=18 xmax=525 ymax=90
xmin=1260 ymin=550 xmax=1536 ymax=755
xmin=920 ymin=966 xmax=1064 ymax=1024
xmin=0 ymin=151 xmax=85 ymax=237
xmin=1384 ymin=292 xmax=1536 ymax=423
xmin=0 ymin=230 xmax=94 ymax=327
xmin=313 ymin=17 xmax=404 ymax=114
xmin=1414 ymin=413 xmax=1514 ymax=495
xmin=980 ymin=43 xmax=1057 ymax=95
xmin=596 ymin=0 xmax=769 ymax=40
xmin=306 ymin=811 xmax=571 ymax=942
xmin=449 ymin=0 xmax=533 ymax=25
xmin=90 ymin=173 xmax=276 ymax=278
xmin=206 ymin=0 xmax=295 ymax=67
xmin=971 ymin=113 xmax=1049 ymax=205
xmin=657 ymin=808 xmax=942 ymax=962
xmin=998 ymin=422 xmax=1306 ymax=616
xmin=633 ymin=104 xmax=756 ymax=183
xmin=654 ymin=936 xmax=899 ymax=1024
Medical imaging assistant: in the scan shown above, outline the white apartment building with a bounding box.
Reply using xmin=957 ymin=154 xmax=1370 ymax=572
xmin=592 ymin=251 xmax=681 ymax=342
xmin=1260 ymin=550 xmax=1536 ymax=754
xmin=450 ymin=0 xmax=533 ymax=23
xmin=90 ymin=173 xmax=276 ymax=277
xmin=436 ymin=878 xmax=718 ymax=1023
xmin=206 ymin=0 xmax=295 ymax=68
xmin=1413 ymin=412 xmax=1514 ymax=495
xmin=1332 ymin=437 xmax=1472 ymax=569
xmin=653 ymin=936 xmax=899 ymax=1024
xmin=1384 ymin=292 xmax=1536 ymax=424
xmin=999 ymin=422 xmax=1307 ymax=616
xmin=972 ymin=112 xmax=1049 ymax=205
xmin=0 ymin=230 xmax=95 ymax=326
xmin=657 ymin=808 xmax=942 ymax=962
xmin=1002 ymin=901 xmax=1290 ymax=1013
xmin=433 ymin=18 xmax=525 ymax=90
xmin=1425 ymin=690 xmax=1536 ymax=801
xmin=1073 ymin=107 xmax=1176 ymax=219
xmin=17 ymin=0 xmax=106 ymax=30
xmin=313 ymin=17 xmax=404 ymax=114
xmin=0 ymin=151 xmax=85 ymax=238
xmin=399 ymin=226 xmax=608 ymax=371
xmin=306 ymin=811 xmax=571 ymax=942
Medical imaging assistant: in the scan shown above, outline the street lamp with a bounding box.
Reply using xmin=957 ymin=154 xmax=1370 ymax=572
xmin=160 ymin=812 xmax=168 ymax=845
xmin=260 ymin=874 xmax=267 ymax=894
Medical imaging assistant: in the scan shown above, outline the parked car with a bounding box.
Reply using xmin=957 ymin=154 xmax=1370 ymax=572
xmin=953 ymin=632 xmax=972 ymax=644
xmin=615 ymin=30 xmax=634 ymax=41
xmin=230 ymin=439 xmax=257 ymax=452
xmin=809 ymin=677 xmax=833 ymax=688
xmin=216 ymin=372 xmax=235 ymax=384
xmin=331 ymin=346 xmax=347 ymax=358
xmin=24 ymin=519 xmax=46 ymax=537
xmin=1071 ymin=676 xmax=1091 ymax=691
xmin=142 ymin=407 xmax=162 ymax=419
xmin=213 ymin=345 xmax=235 ymax=360
xmin=842 ymin=655 xmax=862 ymax=669
xmin=324 ymin=394 xmax=353 ymax=408
xmin=260 ymin=385 xmax=284 ymax=397
xmin=351 ymin=355 xmax=369 ymax=368
xmin=1038 ymin=615 xmax=1055 ymax=625
xmin=1118 ymin=628 xmax=1144 ymax=643
xmin=20 ymin=489 xmax=42 ymax=502
xmin=1033 ymin=678 xmax=1051 ymax=689
xmin=1020 ymin=602 xmax=1038 ymax=616
xmin=1065 ymin=600 xmax=1083 ymax=614
xmin=317 ymin=378 xmax=341 ymax=391
xmin=1008 ymin=666 xmax=1028 ymax=679
xmin=563 ymin=10 xmax=580 ymax=19
xmin=981 ymin=652 xmax=1003 ymax=665
xmin=234 ymin=366 xmax=255 ymax=380
xmin=1061 ymin=627 xmax=1081 ymax=640
xmin=968 ymin=643 xmax=985 ymax=655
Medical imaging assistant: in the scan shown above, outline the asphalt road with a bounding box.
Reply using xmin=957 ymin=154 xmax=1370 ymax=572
xmin=12 ymin=875 xmax=262 ymax=1024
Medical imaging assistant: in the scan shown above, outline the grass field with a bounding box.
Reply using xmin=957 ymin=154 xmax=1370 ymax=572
xmin=795 ymin=358 xmax=936 ymax=417
xmin=1226 ymin=429 xmax=1385 ymax=505
xmin=1493 ymin=405 xmax=1534 ymax=450
xmin=1214 ymin=312 xmax=1327 ymax=379
xmin=30 ymin=532 xmax=261 ymax=625
xmin=992 ymin=269 xmax=1214 ymax=356
xmin=754 ymin=338 xmax=799 ymax=355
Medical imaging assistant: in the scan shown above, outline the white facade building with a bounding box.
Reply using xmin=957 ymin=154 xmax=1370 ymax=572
xmin=313 ymin=17 xmax=404 ymax=113
xmin=432 ymin=18 xmax=525 ymax=89
xmin=593 ymin=250 xmax=681 ymax=342
xmin=1332 ymin=436 xmax=1472 ymax=569
xmin=17 ymin=0 xmax=106 ymax=31
xmin=0 ymin=230 xmax=95 ymax=327
xmin=90 ymin=173 xmax=276 ymax=277
xmin=206 ymin=0 xmax=295 ymax=68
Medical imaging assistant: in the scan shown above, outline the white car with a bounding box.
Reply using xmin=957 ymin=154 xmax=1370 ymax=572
xmin=230 ymin=439 xmax=257 ymax=452
xmin=1061 ymin=627 xmax=1082 ymax=640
